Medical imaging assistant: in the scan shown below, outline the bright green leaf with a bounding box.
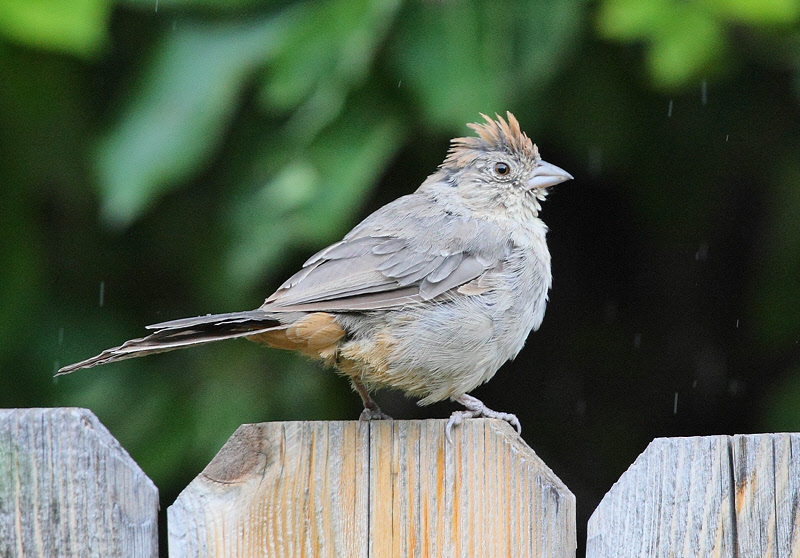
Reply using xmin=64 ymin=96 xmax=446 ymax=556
xmin=648 ymin=9 xmax=725 ymax=87
xmin=0 ymin=0 xmax=111 ymax=58
xmin=96 ymin=16 xmax=290 ymax=227
xmin=596 ymin=0 xmax=667 ymax=40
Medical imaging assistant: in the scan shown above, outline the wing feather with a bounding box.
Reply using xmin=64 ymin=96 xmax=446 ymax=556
xmin=419 ymin=256 xmax=487 ymax=300
xmin=392 ymin=256 xmax=445 ymax=286
xmin=426 ymin=253 xmax=464 ymax=283
xmin=262 ymin=194 xmax=502 ymax=312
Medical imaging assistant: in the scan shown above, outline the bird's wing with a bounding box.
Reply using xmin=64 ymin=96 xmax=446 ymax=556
xmin=262 ymin=196 xmax=501 ymax=312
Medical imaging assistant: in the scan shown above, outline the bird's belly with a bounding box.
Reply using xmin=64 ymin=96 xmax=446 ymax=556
xmin=337 ymin=296 xmax=513 ymax=404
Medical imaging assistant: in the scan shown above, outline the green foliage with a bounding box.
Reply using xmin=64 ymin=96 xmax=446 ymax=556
xmin=96 ymin=16 xmax=286 ymax=226
xmin=0 ymin=0 xmax=111 ymax=57
xmin=123 ymin=0 xmax=266 ymax=8
xmin=597 ymin=0 xmax=800 ymax=87
xmin=260 ymin=0 xmax=402 ymax=114
xmin=710 ymin=0 xmax=800 ymax=24
xmin=227 ymin=97 xmax=407 ymax=287
xmin=391 ymin=0 xmax=582 ymax=129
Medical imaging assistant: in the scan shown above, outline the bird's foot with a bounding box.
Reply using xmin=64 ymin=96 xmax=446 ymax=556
xmin=352 ymin=378 xmax=393 ymax=421
xmin=359 ymin=404 xmax=393 ymax=421
xmin=446 ymin=394 xmax=521 ymax=443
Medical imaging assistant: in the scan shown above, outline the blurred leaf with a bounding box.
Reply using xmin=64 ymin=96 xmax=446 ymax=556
xmin=262 ymin=0 xmax=401 ymax=110
xmin=597 ymin=0 xmax=725 ymax=87
xmin=0 ymin=47 xmax=90 ymax=191
xmin=122 ymin=0 xmax=268 ymax=9
xmin=597 ymin=0 xmax=799 ymax=88
xmin=258 ymin=0 xmax=402 ymax=145
xmin=0 ymin=47 xmax=82 ymax=363
xmin=227 ymin=99 xmax=407 ymax=287
xmin=707 ymin=0 xmax=800 ymax=24
xmin=647 ymin=9 xmax=726 ymax=87
xmin=96 ymin=16 xmax=291 ymax=227
xmin=0 ymin=0 xmax=111 ymax=57
xmin=595 ymin=0 xmax=664 ymax=40
xmin=391 ymin=0 xmax=581 ymax=130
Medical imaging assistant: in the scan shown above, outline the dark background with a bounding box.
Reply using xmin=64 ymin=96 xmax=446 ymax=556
xmin=2 ymin=0 xmax=799 ymax=554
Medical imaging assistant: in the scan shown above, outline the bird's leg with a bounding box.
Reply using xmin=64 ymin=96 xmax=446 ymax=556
xmin=446 ymin=394 xmax=521 ymax=443
xmin=352 ymin=379 xmax=393 ymax=421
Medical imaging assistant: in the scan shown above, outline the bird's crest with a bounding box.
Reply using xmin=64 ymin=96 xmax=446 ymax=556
xmin=442 ymin=112 xmax=539 ymax=170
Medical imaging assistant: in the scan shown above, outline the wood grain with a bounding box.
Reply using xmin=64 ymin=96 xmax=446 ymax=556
xmin=168 ymin=419 xmax=575 ymax=557
xmin=587 ymin=433 xmax=800 ymax=557
xmin=0 ymin=407 xmax=159 ymax=558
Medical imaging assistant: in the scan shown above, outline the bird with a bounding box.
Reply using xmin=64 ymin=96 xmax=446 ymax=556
xmin=57 ymin=112 xmax=573 ymax=441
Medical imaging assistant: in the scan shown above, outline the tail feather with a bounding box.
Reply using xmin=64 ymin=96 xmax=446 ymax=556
xmin=145 ymin=310 xmax=275 ymax=330
xmin=57 ymin=312 xmax=282 ymax=376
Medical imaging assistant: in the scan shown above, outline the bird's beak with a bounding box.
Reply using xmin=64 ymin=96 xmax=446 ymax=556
xmin=526 ymin=160 xmax=573 ymax=190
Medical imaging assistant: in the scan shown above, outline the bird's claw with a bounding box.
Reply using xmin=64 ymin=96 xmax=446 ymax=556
xmin=446 ymin=394 xmax=522 ymax=444
xmin=481 ymin=408 xmax=522 ymax=435
xmin=445 ymin=410 xmax=475 ymax=444
xmin=359 ymin=406 xmax=393 ymax=421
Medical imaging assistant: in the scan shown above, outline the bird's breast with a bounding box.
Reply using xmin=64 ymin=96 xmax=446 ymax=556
xmin=487 ymin=235 xmax=552 ymax=362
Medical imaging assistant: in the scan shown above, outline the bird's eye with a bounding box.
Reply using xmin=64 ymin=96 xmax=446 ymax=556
xmin=494 ymin=162 xmax=510 ymax=176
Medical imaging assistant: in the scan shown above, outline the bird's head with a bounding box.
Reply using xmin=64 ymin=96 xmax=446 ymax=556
xmin=428 ymin=112 xmax=573 ymax=219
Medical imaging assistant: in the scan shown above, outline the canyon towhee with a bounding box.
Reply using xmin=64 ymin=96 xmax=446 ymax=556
xmin=58 ymin=112 xmax=573 ymax=440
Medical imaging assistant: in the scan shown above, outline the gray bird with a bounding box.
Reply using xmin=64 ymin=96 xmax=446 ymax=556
xmin=57 ymin=112 xmax=573 ymax=440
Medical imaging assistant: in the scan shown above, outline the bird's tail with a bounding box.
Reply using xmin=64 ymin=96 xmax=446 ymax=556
xmin=56 ymin=310 xmax=283 ymax=376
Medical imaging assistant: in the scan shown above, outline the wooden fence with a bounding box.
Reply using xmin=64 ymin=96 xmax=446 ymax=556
xmin=1 ymin=407 xmax=798 ymax=557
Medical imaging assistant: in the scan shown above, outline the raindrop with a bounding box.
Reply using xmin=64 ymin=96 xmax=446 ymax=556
xmin=667 ymin=100 xmax=673 ymax=117
xmin=736 ymin=319 xmax=739 ymax=328
xmin=588 ymin=146 xmax=603 ymax=177
xmin=398 ymin=81 xmax=402 ymax=88
xmin=633 ymin=334 xmax=641 ymax=349
xmin=695 ymin=243 xmax=708 ymax=261
xmin=155 ymin=0 xmax=159 ymax=12
xmin=701 ymin=79 xmax=707 ymax=105
xmin=673 ymin=392 xmax=679 ymax=414
xmin=725 ymin=135 xmax=729 ymax=142
xmin=99 ymin=281 xmax=105 ymax=307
